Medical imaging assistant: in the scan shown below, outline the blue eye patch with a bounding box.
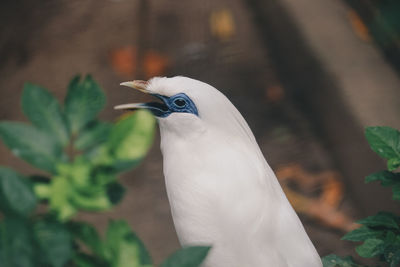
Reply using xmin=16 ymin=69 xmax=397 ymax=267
xmin=143 ymin=93 xmax=198 ymax=117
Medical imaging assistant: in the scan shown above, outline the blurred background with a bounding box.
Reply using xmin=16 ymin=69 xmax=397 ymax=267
xmin=1 ymin=0 xmax=400 ymax=264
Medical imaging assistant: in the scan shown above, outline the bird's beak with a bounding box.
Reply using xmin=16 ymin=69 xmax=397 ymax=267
xmin=119 ymin=80 xmax=150 ymax=94
xmin=114 ymin=80 xmax=170 ymax=117
xmin=114 ymin=80 xmax=151 ymax=111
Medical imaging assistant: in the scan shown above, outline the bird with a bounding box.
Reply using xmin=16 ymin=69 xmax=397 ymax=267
xmin=115 ymin=76 xmax=322 ymax=267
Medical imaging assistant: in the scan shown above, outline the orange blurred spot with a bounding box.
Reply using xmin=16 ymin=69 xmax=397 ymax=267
xmin=265 ymin=84 xmax=285 ymax=103
xmin=276 ymin=163 xmax=357 ymax=232
xmin=144 ymin=50 xmax=169 ymax=78
xmin=348 ymin=9 xmax=371 ymax=42
xmin=210 ymin=9 xmax=235 ymax=42
xmin=109 ymin=46 xmax=169 ymax=79
xmin=110 ymin=46 xmax=136 ymax=77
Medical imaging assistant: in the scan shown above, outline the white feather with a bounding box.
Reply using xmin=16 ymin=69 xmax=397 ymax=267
xmin=147 ymin=76 xmax=322 ymax=267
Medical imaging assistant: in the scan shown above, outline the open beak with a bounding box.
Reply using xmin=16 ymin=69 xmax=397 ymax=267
xmin=114 ymin=80 xmax=150 ymax=111
xmin=114 ymin=80 xmax=169 ymax=117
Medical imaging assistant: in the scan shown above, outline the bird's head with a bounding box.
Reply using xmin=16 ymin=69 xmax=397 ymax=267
xmin=115 ymin=76 xmax=203 ymax=117
xmin=115 ymin=76 xmax=219 ymax=134
xmin=115 ymin=76 xmax=256 ymax=143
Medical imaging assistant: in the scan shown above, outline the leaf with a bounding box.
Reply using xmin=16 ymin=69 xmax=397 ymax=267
xmin=357 ymin=212 xmax=399 ymax=229
xmin=22 ymin=83 xmax=69 ymax=146
xmin=33 ymin=220 xmax=73 ymax=267
xmin=57 ymin=158 xmax=92 ymax=190
xmin=382 ymin=234 xmax=400 ymax=266
xmin=68 ymin=222 xmax=103 ymax=256
xmin=70 ymin=188 xmax=112 ymax=211
xmin=48 ymin=176 xmax=77 ymax=221
xmin=389 ymin=251 xmax=400 ymax=267
xmin=388 ymin=158 xmax=400 ymax=171
xmin=0 ymin=217 xmax=34 ymax=267
xmin=341 ymin=226 xmax=384 ymax=242
xmin=108 ymin=110 xmax=155 ymax=162
xmin=321 ymin=254 xmax=360 ymax=267
xmin=391 ymin=256 xmax=400 ymax=267
xmin=104 ymin=220 xmax=152 ymax=267
xmin=160 ymin=246 xmax=211 ymax=267
xmin=0 ymin=122 xmax=62 ymax=172
xmin=365 ymin=126 xmax=400 ymax=160
xmin=73 ymin=253 xmax=108 ymax=267
xmin=65 ymin=75 xmax=106 ymax=134
xmin=355 ymin=238 xmax=384 ymax=258
xmin=365 ymin=171 xmax=400 ymax=186
xmin=75 ymin=121 xmax=112 ymax=151
xmin=0 ymin=167 xmax=37 ymax=216
xmin=106 ymin=182 xmax=125 ymax=205
xmin=392 ymin=185 xmax=400 ymax=201
xmin=34 ymin=183 xmax=51 ymax=199
xmin=50 ymin=158 xmax=116 ymax=217
xmin=365 ymin=171 xmax=400 ymax=201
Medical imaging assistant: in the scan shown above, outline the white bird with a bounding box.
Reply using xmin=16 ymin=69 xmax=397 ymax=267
xmin=115 ymin=76 xmax=322 ymax=267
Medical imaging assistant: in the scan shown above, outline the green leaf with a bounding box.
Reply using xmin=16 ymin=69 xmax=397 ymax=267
xmin=160 ymin=246 xmax=211 ymax=267
xmin=75 ymin=121 xmax=112 ymax=151
xmin=106 ymin=182 xmax=125 ymax=205
xmin=87 ymin=146 xmax=139 ymax=175
xmin=365 ymin=126 xmax=400 ymax=159
xmin=392 ymin=185 xmax=400 ymax=201
xmin=0 ymin=122 xmax=62 ymax=172
xmin=31 ymin=175 xmax=51 ymax=200
xmin=104 ymin=220 xmax=152 ymax=267
xmin=33 ymin=220 xmax=73 ymax=267
xmin=0 ymin=167 xmax=37 ymax=216
xmin=390 ymin=252 xmax=400 ymax=267
xmin=68 ymin=222 xmax=103 ymax=256
xmin=355 ymin=238 xmax=384 ymax=258
xmin=65 ymin=75 xmax=106 ymax=134
xmin=57 ymin=158 xmax=92 ymax=190
xmin=388 ymin=158 xmax=400 ymax=171
xmin=382 ymin=234 xmax=400 ymax=266
xmin=0 ymin=217 xmax=34 ymax=267
xmin=70 ymin=188 xmax=112 ymax=211
xmin=108 ymin=110 xmax=155 ymax=162
xmin=48 ymin=176 xmax=77 ymax=221
xmin=22 ymin=83 xmax=69 ymax=146
xmin=365 ymin=171 xmax=400 ymax=186
xmin=34 ymin=183 xmax=51 ymax=199
xmin=341 ymin=226 xmax=384 ymax=242
xmin=389 ymin=251 xmax=400 ymax=267
xmin=92 ymin=166 xmax=117 ymax=186
xmin=365 ymin=171 xmax=400 ymax=201
xmin=321 ymin=254 xmax=360 ymax=267
xmin=73 ymin=253 xmax=108 ymax=267
xmin=357 ymin=212 xmax=399 ymax=229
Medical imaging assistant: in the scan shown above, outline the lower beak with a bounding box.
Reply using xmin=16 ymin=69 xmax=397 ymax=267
xmin=114 ymin=102 xmax=147 ymax=110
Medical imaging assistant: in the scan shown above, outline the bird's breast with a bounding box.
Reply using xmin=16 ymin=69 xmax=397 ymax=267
xmin=160 ymin=130 xmax=268 ymax=245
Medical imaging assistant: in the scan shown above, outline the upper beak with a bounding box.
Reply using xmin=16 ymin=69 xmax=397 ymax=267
xmin=114 ymin=80 xmax=150 ymax=110
xmin=119 ymin=80 xmax=150 ymax=93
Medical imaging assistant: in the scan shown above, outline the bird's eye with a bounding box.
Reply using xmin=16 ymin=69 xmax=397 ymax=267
xmin=173 ymin=98 xmax=187 ymax=108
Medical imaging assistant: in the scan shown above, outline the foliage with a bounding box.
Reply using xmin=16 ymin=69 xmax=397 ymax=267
xmin=0 ymin=75 xmax=210 ymax=267
xmin=322 ymin=126 xmax=400 ymax=267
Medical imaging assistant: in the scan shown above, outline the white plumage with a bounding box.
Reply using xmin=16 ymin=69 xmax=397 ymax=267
xmin=116 ymin=76 xmax=322 ymax=267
